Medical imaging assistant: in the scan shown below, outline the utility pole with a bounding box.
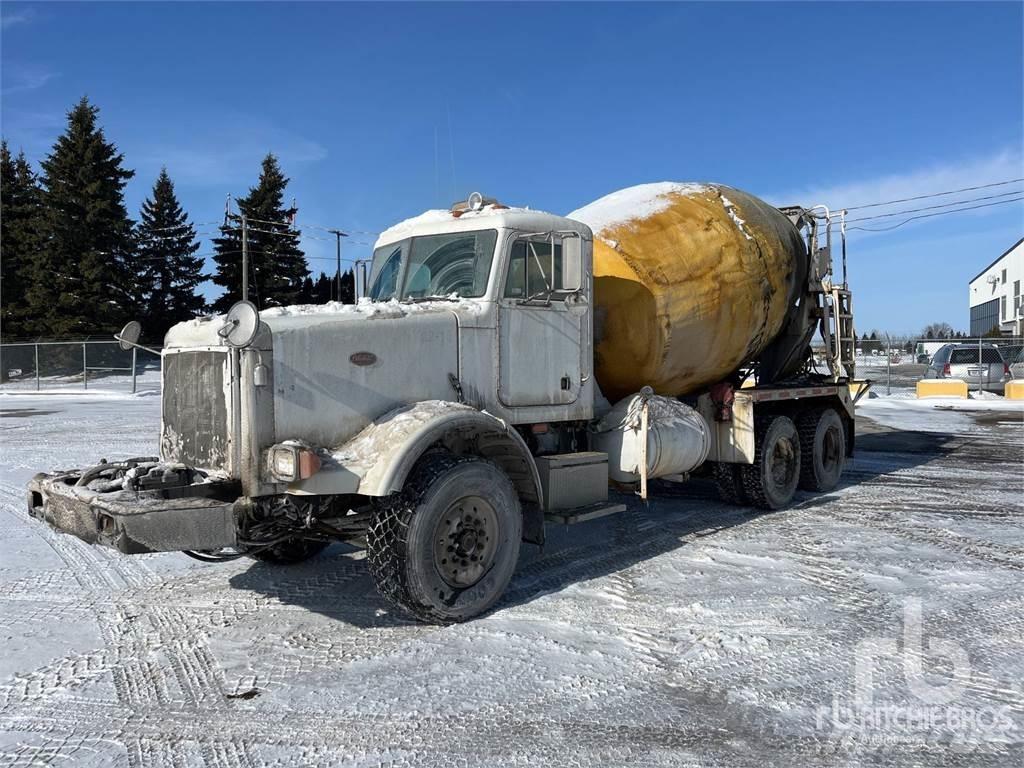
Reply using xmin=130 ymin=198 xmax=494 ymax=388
xmin=224 ymin=196 xmax=251 ymax=305
xmin=327 ymin=229 xmax=349 ymax=302
xmin=241 ymin=213 xmax=249 ymax=303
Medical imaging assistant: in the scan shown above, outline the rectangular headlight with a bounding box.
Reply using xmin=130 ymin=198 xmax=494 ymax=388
xmin=272 ymin=448 xmax=297 ymax=480
xmin=268 ymin=442 xmax=321 ymax=483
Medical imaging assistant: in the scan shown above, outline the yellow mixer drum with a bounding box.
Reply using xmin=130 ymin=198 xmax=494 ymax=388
xmin=569 ymin=183 xmax=807 ymax=401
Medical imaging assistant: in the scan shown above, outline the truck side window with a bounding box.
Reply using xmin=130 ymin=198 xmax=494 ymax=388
xmin=504 ymin=238 xmax=565 ymax=298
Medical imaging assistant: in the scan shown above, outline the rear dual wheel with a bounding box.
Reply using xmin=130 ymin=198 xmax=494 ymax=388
xmin=798 ymin=408 xmax=846 ymax=493
xmin=714 ymin=409 xmax=847 ymax=509
xmin=740 ymin=415 xmax=801 ymax=510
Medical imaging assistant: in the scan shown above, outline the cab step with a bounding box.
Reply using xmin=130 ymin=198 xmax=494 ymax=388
xmin=545 ymin=502 xmax=627 ymax=525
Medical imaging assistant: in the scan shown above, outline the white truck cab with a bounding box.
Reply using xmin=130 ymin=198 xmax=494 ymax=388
xmin=366 ymin=201 xmax=596 ymax=425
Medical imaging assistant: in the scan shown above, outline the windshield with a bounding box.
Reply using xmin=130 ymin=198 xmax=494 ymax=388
xmin=367 ymin=230 xmax=498 ymax=301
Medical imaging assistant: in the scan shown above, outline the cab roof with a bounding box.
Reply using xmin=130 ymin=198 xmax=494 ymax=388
xmin=374 ymin=205 xmax=591 ymax=250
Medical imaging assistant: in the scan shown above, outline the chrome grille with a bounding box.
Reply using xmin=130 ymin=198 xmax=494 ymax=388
xmin=161 ymin=351 xmax=230 ymax=469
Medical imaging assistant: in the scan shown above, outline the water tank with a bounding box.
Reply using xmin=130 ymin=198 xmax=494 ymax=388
xmin=592 ymin=393 xmax=710 ymax=483
xmin=569 ymin=183 xmax=808 ymax=401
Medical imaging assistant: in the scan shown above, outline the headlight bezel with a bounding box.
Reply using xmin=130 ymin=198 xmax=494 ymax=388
xmin=267 ymin=441 xmax=321 ymax=483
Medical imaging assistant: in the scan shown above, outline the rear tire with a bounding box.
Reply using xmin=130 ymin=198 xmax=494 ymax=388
xmin=713 ymin=462 xmax=748 ymax=506
xmin=740 ymin=415 xmax=800 ymax=510
xmin=798 ymin=408 xmax=846 ymax=492
xmin=367 ymin=454 xmax=522 ymax=624
xmin=249 ymin=538 xmax=328 ymax=565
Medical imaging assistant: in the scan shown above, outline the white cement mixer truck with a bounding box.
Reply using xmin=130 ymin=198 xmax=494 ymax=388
xmin=28 ymin=183 xmax=863 ymax=623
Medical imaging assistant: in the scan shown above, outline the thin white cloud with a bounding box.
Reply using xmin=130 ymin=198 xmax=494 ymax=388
xmin=1 ymin=66 xmax=59 ymax=96
xmin=133 ymin=112 xmax=328 ymax=188
xmin=1 ymin=8 xmax=36 ymax=29
xmin=768 ymin=148 xmax=1024 ymax=230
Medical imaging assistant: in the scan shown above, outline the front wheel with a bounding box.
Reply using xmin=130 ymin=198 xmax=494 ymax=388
xmin=367 ymin=454 xmax=522 ymax=624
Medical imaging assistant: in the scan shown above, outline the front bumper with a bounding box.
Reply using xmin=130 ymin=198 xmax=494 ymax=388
xmin=28 ymin=464 xmax=242 ymax=554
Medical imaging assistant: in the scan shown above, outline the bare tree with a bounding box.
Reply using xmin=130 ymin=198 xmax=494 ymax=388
xmin=922 ymin=322 xmax=954 ymax=340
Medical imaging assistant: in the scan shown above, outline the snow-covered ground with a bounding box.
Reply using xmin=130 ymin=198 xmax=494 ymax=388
xmin=0 ymin=366 xmax=162 ymax=396
xmin=0 ymin=392 xmax=1022 ymax=766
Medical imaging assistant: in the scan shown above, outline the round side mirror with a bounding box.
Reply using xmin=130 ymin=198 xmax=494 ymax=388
xmin=117 ymin=320 xmax=142 ymax=351
xmin=218 ymin=300 xmax=260 ymax=348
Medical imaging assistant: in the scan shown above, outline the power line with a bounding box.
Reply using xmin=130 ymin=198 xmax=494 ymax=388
xmin=141 ymin=220 xmax=221 ymax=233
xmin=837 ymin=177 xmax=1024 ymax=212
xmin=843 ymin=189 xmax=1024 ymax=224
xmin=847 ymin=196 xmax=1024 ymax=232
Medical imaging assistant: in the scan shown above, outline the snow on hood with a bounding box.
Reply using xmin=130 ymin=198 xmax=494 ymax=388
xmin=165 ymin=297 xmax=485 ymax=347
xmin=259 ymin=296 xmax=485 ymax=319
xmin=567 ymin=182 xmax=711 ymax=234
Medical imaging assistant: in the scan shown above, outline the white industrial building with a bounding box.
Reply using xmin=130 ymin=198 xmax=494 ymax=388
xmin=969 ymin=237 xmax=1023 ymax=336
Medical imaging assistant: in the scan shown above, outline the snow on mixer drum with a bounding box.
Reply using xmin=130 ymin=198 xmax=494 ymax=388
xmin=569 ymin=182 xmax=809 ymax=401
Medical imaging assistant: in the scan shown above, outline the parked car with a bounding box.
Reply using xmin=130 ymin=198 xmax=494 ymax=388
xmin=1011 ymin=347 xmax=1024 ymax=381
xmin=924 ymin=344 xmax=1011 ymax=392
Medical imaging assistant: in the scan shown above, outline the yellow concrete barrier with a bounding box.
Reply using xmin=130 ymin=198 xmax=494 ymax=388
xmin=1004 ymin=380 xmax=1024 ymax=400
xmin=916 ymin=379 xmax=968 ymax=399
xmin=849 ymin=380 xmax=871 ymax=400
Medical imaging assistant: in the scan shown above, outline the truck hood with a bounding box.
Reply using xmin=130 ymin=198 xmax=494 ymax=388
xmin=165 ymin=299 xmax=475 ymax=452
xmin=164 ymin=297 xmax=483 ymax=348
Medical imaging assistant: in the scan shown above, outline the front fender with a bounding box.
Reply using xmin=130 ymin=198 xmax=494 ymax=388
xmin=289 ymin=400 xmax=542 ymax=506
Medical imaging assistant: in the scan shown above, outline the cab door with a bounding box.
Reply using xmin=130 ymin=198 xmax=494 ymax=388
xmin=497 ymin=233 xmax=589 ymax=407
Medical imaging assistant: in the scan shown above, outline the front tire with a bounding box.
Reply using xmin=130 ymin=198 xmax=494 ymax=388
xmin=740 ymin=415 xmax=801 ymax=510
xmin=367 ymin=454 xmax=522 ymax=624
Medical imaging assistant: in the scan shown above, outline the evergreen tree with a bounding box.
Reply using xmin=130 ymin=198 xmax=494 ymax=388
xmin=135 ymin=168 xmax=206 ymax=340
xmin=30 ymin=97 xmax=135 ymax=336
xmin=211 ymin=154 xmax=308 ymax=311
xmin=340 ymin=267 xmax=355 ymax=304
xmin=311 ymin=272 xmax=328 ymax=303
xmin=1 ymin=142 xmax=44 ymax=340
xmin=298 ymin=275 xmax=315 ymax=303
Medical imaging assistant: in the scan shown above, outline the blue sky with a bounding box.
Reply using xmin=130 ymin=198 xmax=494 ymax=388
xmin=2 ymin=1 xmax=1021 ymax=333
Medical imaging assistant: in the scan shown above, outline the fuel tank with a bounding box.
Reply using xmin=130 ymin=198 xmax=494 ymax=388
xmin=569 ymin=183 xmax=808 ymax=401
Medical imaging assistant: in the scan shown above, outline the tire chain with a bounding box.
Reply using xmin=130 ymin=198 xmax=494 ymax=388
xmin=739 ymin=415 xmax=795 ymax=510
xmin=365 ymin=452 xmax=478 ymax=624
xmin=796 ymin=407 xmax=826 ymax=491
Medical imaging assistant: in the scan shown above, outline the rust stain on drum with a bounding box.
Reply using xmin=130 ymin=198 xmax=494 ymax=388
xmin=582 ymin=184 xmax=806 ymax=401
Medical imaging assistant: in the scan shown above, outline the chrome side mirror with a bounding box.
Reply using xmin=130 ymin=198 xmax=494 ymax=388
xmin=114 ymin=321 xmax=161 ymax=355
xmin=218 ymin=300 xmax=260 ymax=348
xmin=116 ymin=321 xmax=142 ymax=351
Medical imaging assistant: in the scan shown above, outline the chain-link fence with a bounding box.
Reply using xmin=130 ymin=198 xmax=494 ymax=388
xmin=0 ymin=340 xmax=162 ymax=394
xmin=852 ymin=336 xmax=1024 ymax=395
